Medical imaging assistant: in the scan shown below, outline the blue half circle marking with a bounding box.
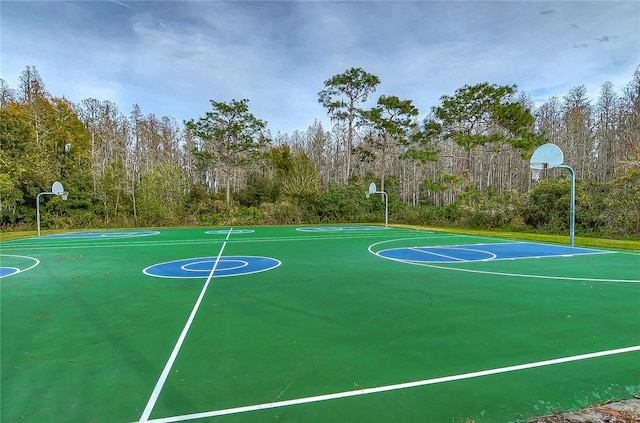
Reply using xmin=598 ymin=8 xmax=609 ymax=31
xmin=143 ymin=256 xmax=281 ymax=279
xmin=40 ymin=231 xmax=159 ymax=239
xmin=205 ymin=229 xmax=255 ymax=235
xmin=297 ymin=226 xmax=387 ymax=232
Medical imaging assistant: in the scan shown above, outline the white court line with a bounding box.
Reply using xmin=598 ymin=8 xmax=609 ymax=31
xmin=136 ymin=228 xmax=233 ymax=423
xmin=390 ymin=246 xmax=606 ymax=265
xmin=408 ymin=246 xmax=468 ymax=262
xmin=408 ymin=247 xmax=497 ymax=262
xmin=140 ymin=345 xmax=640 ymax=423
xmin=410 ymin=261 xmax=640 ymax=283
xmin=368 ymin=239 xmax=638 ymax=283
xmin=0 ymin=254 xmax=40 ymax=278
xmin=0 ymin=231 xmax=427 ymax=252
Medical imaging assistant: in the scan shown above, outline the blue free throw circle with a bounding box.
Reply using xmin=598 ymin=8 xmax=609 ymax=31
xmin=297 ymin=226 xmax=387 ymax=232
xmin=143 ymin=256 xmax=281 ymax=279
xmin=205 ymin=229 xmax=255 ymax=235
xmin=40 ymin=231 xmax=159 ymax=239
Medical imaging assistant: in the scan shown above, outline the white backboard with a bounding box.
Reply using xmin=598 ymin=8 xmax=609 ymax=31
xmin=52 ymin=181 xmax=64 ymax=195
xmin=530 ymin=143 xmax=564 ymax=169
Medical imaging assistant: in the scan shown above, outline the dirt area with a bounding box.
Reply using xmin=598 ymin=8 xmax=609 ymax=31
xmin=524 ymin=397 xmax=640 ymax=423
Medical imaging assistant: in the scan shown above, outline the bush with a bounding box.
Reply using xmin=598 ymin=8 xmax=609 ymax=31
xmin=582 ymin=170 xmax=640 ymax=237
xmin=236 ymin=172 xmax=279 ymax=207
xmin=260 ymin=201 xmax=303 ymax=225
xmin=316 ymin=183 xmax=369 ymax=222
xmin=521 ymin=170 xmax=640 ymax=237
xmin=392 ymin=204 xmax=449 ymax=226
xmin=227 ymin=206 xmax=263 ymax=225
xmin=522 ymin=180 xmax=572 ymax=232
xmin=452 ymin=186 xmax=525 ymax=229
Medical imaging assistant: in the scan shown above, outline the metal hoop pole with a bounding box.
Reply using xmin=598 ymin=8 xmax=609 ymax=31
xmin=374 ymin=191 xmax=388 ymax=227
xmin=36 ymin=192 xmax=51 ymax=237
xmin=369 ymin=190 xmax=388 ymax=227
xmin=381 ymin=191 xmax=388 ymax=228
xmin=557 ymin=165 xmax=575 ymax=246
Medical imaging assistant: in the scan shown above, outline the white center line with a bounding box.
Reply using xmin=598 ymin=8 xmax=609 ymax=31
xmin=137 ymin=228 xmax=233 ymax=423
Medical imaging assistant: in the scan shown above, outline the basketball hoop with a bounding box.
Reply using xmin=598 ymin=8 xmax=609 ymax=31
xmin=36 ymin=181 xmax=69 ymax=236
xmin=366 ymin=181 xmax=388 ymax=227
xmin=365 ymin=191 xmax=371 ymax=198
xmin=530 ymin=162 xmax=547 ymax=182
xmin=529 ymin=143 xmax=562 ymax=184
xmin=528 ymin=143 xmax=576 ymax=246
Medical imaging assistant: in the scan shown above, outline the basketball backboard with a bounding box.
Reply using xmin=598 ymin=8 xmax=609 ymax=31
xmin=530 ymin=143 xmax=564 ymax=170
xmin=52 ymin=181 xmax=64 ymax=195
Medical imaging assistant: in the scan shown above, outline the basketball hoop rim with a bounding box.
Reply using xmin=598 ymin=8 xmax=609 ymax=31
xmin=529 ymin=162 xmax=549 ymax=170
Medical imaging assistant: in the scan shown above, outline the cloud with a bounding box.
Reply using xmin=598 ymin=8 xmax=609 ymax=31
xmin=1 ymin=1 xmax=638 ymax=134
xmin=110 ymin=0 xmax=133 ymax=10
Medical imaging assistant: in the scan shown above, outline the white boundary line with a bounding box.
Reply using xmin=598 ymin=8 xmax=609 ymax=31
xmin=0 ymin=231 xmax=425 ymax=252
xmin=136 ymin=228 xmax=233 ymax=423
xmin=407 ymin=261 xmax=640 ymax=283
xmin=140 ymin=345 xmax=640 ymax=423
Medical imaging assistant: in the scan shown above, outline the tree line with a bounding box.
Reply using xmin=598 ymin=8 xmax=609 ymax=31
xmin=1 ymin=65 xmax=639 ymax=237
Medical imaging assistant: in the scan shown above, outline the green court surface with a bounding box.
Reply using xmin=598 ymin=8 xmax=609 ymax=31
xmin=1 ymin=226 xmax=639 ymax=423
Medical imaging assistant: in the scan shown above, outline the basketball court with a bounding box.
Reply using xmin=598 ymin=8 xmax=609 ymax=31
xmin=1 ymin=225 xmax=639 ymax=422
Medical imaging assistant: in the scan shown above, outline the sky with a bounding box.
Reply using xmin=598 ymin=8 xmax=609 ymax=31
xmin=2 ymin=0 xmax=639 ymax=135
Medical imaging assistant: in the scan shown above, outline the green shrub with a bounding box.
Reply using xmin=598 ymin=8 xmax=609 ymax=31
xmin=452 ymin=186 xmax=524 ymax=229
xmin=260 ymin=201 xmax=303 ymax=225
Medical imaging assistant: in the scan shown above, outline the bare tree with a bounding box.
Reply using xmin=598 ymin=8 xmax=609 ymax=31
xmin=561 ymin=85 xmax=593 ymax=179
xmin=618 ymin=66 xmax=640 ymax=173
xmin=593 ymin=81 xmax=620 ymax=181
xmin=0 ymin=79 xmax=16 ymax=107
xmin=78 ymin=98 xmax=131 ymax=222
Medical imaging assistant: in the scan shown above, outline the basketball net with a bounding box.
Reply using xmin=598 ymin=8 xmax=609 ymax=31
xmin=532 ymin=168 xmax=541 ymax=182
xmin=530 ymin=163 xmax=547 ymax=183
